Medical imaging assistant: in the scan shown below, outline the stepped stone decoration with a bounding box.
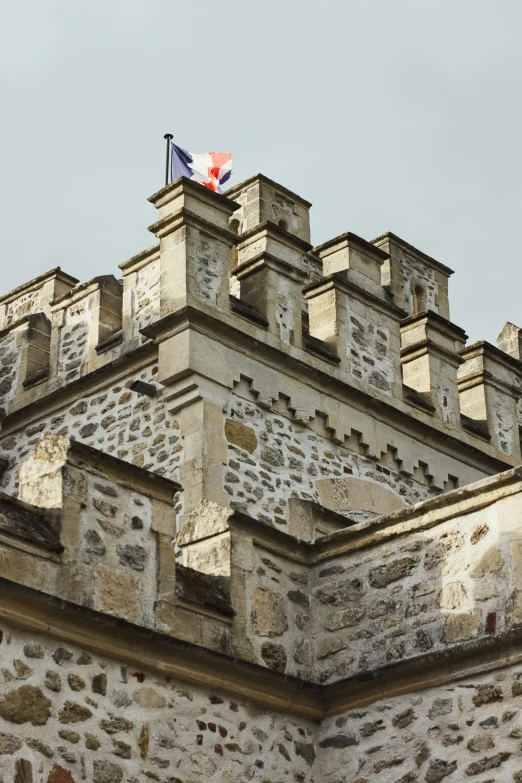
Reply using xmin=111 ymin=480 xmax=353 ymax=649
xmin=1 ymin=173 xmax=522 ymax=781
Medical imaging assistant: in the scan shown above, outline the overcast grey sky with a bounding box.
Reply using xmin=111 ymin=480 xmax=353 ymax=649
xmin=1 ymin=0 xmax=521 ymax=344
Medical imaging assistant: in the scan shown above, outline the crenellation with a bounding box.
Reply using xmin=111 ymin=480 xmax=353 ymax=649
xmin=2 ymin=172 xmax=522 ymax=782
xmin=372 ymin=231 xmax=453 ymax=318
xmin=0 ymin=267 xmax=78 ymax=332
xmin=305 ymin=270 xmax=404 ymax=399
xmin=458 ymin=341 xmax=522 ymax=458
xmin=400 ymin=310 xmax=467 ymax=426
xmin=226 ymin=172 xmax=312 ymax=243
xmin=498 ymin=320 xmax=522 ymax=360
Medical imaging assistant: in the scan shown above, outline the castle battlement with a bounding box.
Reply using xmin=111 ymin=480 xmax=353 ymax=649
xmin=1 ymin=175 xmax=522 ymax=782
xmin=0 ymin=175 xmax=519 ymax=504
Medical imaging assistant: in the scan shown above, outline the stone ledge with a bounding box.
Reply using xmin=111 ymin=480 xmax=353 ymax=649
xmin=3 ymin=576 xmax=522 ymax=720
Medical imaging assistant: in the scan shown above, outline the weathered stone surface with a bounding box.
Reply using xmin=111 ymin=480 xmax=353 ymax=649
xmin=92 ymin=673 xmax=107 ymax=695
xmin=26 ymin=738 xmax=54 ymax=758
xmin=251 ymin=588 xmax=288 ymax=637
xmin=465 ymin=751 xmax=511 ymax=775
xmin=133 ymin=687 xmax=166 ymax=709
xmin=295 ymin=741 xmax=315 ymax=765
xmin=425 ymin=759 xmax=457 ymax=782
xmin=0 ymin=732 xmax=23 ymax=753
xmin=472 ymin=684 xmax=503 ymax=707
xmin=85 ymin=529 xmax=106 ymax=555
xmin=116 ymin=544 xmax=147 ymax=570
xmin=324 ymin=605 xmax=365 ymax=631
xmin=260 ymin=446 xmax=284 ymax=466
xmin=100 ymin=715 xmax=134 ymax=734
xmin=467 ymin=733 xmax=495 ymax=752
xmin=444 ymin=611 xmax=481 ymax=643
xmin=0 ymin=685 xmax=51 ymax=725
xmin=392 ymin=708 xmax=417 ymax=729
xmin=369 ymin=557 xmax=418 ymax=588
xmin=225 ymin=419 xmax=258 ymax=453
xmin=438 ymin=581 xmax=467 ymax=610
xmin=315 ymin=578 xmax=363 ymax=605
xmin=67 ymin=674 xmax=85 ymax=691
xmin=112 ymin=739 xmax=131 ymax=758
xmin=14 ymin=759 xmax=33 ymax=783
xmin=47 ymin=765 xmax=75 ymax=783
xmin=85 ymin=732 xmax=101 ymax=750
xmin=428 ymin=698 xmax=452 ymax=719
xmin=59 ymin=701 xmax=92 ymax=723
xmin=260 ymin=642 xmax=287 ymax=672
xmin=52 ymin=648 xmax=73 ymax=666
xmin=93 ymin=760 xmax=123 ymax=783
xmin=471 ymin=546 xmax=504 ymax=578
xmin=316 ymin=476 xmax=404 ymax=515
xmin=45 ymin=671 xmax=61 ymax=692
xmin=318 ymin=733 xmax=358 ymax=748
xmin=138 ymin=723 xmax=149 ymax=758
xmin=23 ymin=643 xmax=44 ymax=658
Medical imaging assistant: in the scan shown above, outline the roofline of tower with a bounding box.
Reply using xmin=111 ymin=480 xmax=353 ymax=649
xmin=0 ymin=267 xmax=79 ymax=306
xmin=225 ymin=172 xmax=313 ymax=208
xmin=371 ymin=231 xmax=454 ymax=276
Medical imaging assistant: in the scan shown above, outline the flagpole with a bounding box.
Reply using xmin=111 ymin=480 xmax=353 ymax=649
xmin=164 ymin=133 xmax=173 ymax=187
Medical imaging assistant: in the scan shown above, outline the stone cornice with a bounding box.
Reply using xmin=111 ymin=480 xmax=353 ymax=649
xmin=314 ymin=231 xmax=389 ymax=261
xmin=225 ymin=172 xmax=313 ymax=208
xmin=118 ymin=243 xmax=160 ymax=273
xmin=148 ymin=176 xmax=240 ymax=214
xmin=371 ymin=231 xmax=454 ymax=277
xmin=304 ymin=272 xmax=406 ymax=320
xmin=0 ymin=268 xmax=79 ymax=306
xmin=2 ymin=575 xmax=522 ymax=720
xmin=237 ymin=220 xmax=313 ymax=253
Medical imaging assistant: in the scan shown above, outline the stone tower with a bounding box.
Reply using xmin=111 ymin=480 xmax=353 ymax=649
xmin=0 ymin=174 xmax=522 ymax=781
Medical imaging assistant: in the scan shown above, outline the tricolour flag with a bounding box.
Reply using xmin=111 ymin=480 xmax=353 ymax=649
xmin=170 ymin=143 xmax=232 ymax=194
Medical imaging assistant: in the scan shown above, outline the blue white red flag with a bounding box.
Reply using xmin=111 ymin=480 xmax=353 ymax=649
xmin=170 ymin=143 xmax=232 ymax=194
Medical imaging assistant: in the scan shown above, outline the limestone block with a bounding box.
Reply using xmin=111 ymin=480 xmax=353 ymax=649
xmin=444 ymin=611 xmax=481 ymax=643
xmin=251 ymin=588 xmax=288 ymax=637
xmin=316 ymin=476 xmax=405 ymax=516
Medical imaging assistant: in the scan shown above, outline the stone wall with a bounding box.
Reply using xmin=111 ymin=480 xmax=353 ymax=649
xmin=131 ymin=259 xmax=160 ymax=343
xmin=0 ymin=332 xmax=21 ymax=410
xmin=223 ymin=393 xmax=440 ymax=530
xmin=57 ymin=301 xmax=92 ymax=384
xmin=311 ymin=509 xmax=509 ymax=683
xmin=0 ymin=363 xmax=182 ymax=499
xmin=0 ymin=621 xmax=316 ymax=783
xmin=342 ymin=304 xmax=395 ymax=397
xmin=318 ymin=663 xmax=522 ymax=782
xmin=3 ymin=621 xmax=522 ymax=782
xmin=402 ymin=251 xmax=439 ymax=316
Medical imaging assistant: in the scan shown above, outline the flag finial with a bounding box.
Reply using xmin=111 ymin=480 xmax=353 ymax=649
xmin=163 ymin=134 xmax=173 ymax=187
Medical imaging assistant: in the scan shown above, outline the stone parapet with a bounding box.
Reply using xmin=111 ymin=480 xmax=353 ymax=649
xmin=401 ymin=309 xmax=467 ymax=426
xmin=372 ymin=230 xmax=453 ymax=318
xmin=458 ymin=341 xmax=522 ymax=458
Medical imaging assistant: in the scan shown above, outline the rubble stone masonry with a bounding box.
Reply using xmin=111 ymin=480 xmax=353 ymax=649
xmin=1 ymin=173 xmax=522 ymax=782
